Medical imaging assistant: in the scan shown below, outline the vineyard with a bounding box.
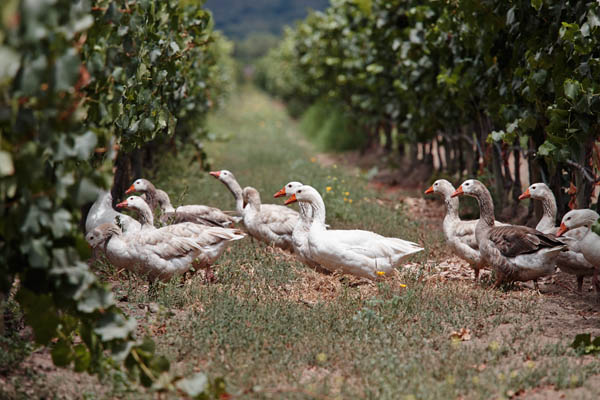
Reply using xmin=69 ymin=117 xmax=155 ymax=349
xmin=257 ymin=0 xmax=600 ymax=215
xmin=1 ymin=0 xmax=600 ymax=398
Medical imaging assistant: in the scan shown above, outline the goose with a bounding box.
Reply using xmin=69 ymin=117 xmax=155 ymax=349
xmin=273 ymin=181 xmax=328 ymax=273
xmin=209 ymin=170 xmax=300 ymax=250
xmin=242 ymin=186 xmax=298 ymax=252
xmin=285 ymin=185 xmax=423 ymax=280
xmin=125 ymin=179 xmax=170 ymax=213
xmin=85 ymin=190 xmax=141 ymax=234
xmin=97 ymin=196 xmax=245 ymax=281
xmin=452 ymin=179 xmax=566 ymax=288
xmin=126 ymin=178 xmax=235 ymax=227
xmin=557 ymin=209 xmax=600 ymax=297
xmin=424 ymin=179 xmax=506 ymax=280
xmin=519 ymin=183 xmax=595 ymax=291
xmin=209 ymin=170 xmax=245 ymax=215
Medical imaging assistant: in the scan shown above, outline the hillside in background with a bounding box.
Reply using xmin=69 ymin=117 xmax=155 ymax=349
xmin=205 ymin=0 xmax=330 ymax=39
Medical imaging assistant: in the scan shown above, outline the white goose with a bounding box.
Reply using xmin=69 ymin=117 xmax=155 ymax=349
xmin=126 ymin=178 xmax=235 ymax=227
xmin=273 ymin=181 xmax=328 ymax=272
xmin=209 ymin=170 xmax=245 ymax=215
xmin=87 ymin=196 xmax=245 ymax=282
xmin=210 ymin=170 xmax=299 ymax=251
xmin=285 ymin=185 xmax=423 ymax=280
xmin=125 ymin=179 xmax=170 ymax=212
xmin=242 ymin=187 xmax=298 ymax=251
xmin=424 ymin=179 xmax=506 ymax=280
xmin=85 ymin=190 xmax=141 ymax=234
xmin=557 ymin=209 xmax=600 ymax=297
xmin=452 ymin=179 xmax=566 ymax=288
xmin=519 ymin=183 xmax=595 ymax=291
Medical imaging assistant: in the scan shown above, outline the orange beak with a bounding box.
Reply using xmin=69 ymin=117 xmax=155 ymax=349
xmin=125 ymin=184 xmax=136 ymax=195
xmin=518 ymin=188 xmax=530 ymax=200
xmin=284 ymin=194 xmax=297 ymax=205
xmin=556 ymin=222 xmax=568 ymax=237
xmin=273 ymin=187 xmax=286 ymax=198
xmin=209 ymin=171 xmax=220 ymax=178
xmin=450 ymin=185 xmax=464 ymax=198
xmin=116 ymin=200 xmax=128 ymax=209
xmin=424 ymin=186 xmax=434 ymax=195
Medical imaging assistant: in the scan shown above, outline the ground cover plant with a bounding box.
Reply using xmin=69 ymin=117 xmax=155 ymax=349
xmin=4 ymin=87 xmax=599 ymax=399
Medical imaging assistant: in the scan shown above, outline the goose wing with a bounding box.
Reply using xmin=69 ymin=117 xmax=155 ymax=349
xmin=131 ymin=229 xmax=202 ymax=260
xmin=489 ymin=225 xmax=564 ymax=257
xmin=258 ymin=204 xmax=298 ymax=236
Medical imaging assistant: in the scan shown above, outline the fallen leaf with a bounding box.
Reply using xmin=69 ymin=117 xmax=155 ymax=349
xmin=450 ymin=328 xmax=472 ymax=341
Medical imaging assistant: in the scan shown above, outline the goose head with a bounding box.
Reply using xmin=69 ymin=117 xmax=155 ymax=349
xmin=424 ymin=179 xmax=455 ymax=198
xmin=242 ymin=187 xmax=261 ymax=209
xmin=284 ymin=185 xmax=320 ymax=205
xmin=274 ymin=181 xmax=303 ymax=198
xmin=518 ymin=182 xmax=551 ymax=201
xmin=209 ymin=169 xmax=236 ymax=183
xmin=86 ymin=223 xmax=121 ymax=247
xmin=126 ymin=178 xmax=153 ymax=195
xmin=451 ymin=179 xmax=482 ymax=198
xmin=116 ymin=196 xmax=152 ymax=214
xmin=557 ymin=209 xmax=600 ymax=236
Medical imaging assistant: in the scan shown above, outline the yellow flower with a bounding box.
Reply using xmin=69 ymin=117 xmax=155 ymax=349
xmin=376 ymin=271 xmax=385 ymax=276
xmin=310 ymin=157 xmax=316 ymax=163
xmin=349 ymin=199 xmax=353 ymax=204
xmin=400 ymin=283 xmax=407 ymax=288
xmin=344 ymin=191 xmax=350 ymax=196
xmin=326 ymin=186 xmax=332 ymax=192
xmin=343 ymin=197 xmax=348 ymax=202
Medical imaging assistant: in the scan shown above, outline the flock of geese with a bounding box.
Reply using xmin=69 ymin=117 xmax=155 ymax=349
xmin=85 ymin=170 xmax=600 ymax=298
xmin=425 ymin=179 xmax=600 ymax=296
xmin=85 ymin=170 xmax=423 ymax=282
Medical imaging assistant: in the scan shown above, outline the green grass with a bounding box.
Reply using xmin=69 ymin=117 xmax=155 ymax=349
xmin=142 ymin=86 xmax=600 ymax=399
xmin=299 ymin=100 xmax=367 ymax=152
xmin=5 ymin=86 xmax=600 ymax=399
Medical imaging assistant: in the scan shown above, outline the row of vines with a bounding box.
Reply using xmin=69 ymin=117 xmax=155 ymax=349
xmin=257 ymin=0 xmax=600 ymax=215
xmin=1 ymin=0 xmax=231 ymax=396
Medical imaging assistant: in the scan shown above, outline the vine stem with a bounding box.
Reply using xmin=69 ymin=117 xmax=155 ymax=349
xmin=565 ymin=159 xmax=598 ymax=184
xmin=130 ymin=348 xmax=157 ymax=382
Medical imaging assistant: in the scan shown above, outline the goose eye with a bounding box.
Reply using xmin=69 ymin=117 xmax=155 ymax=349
xmin=531 ymin=186 xmax=536 ymax=190
xmin=298 ymin=190 xmax=302 ymax=193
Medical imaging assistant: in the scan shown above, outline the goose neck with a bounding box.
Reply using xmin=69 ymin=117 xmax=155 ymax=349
xmin=443 ymin=195 xmax=460 ymax=221
xmin=539 ymin=192 xmax=557 ymax=228
xmin=136 ymin=203 xmax=155 ymax=227
xmin=475 ymin=188 xmax=495 ymax=227
xmin=225 ymin=178 xmax=244 ymax=215
xmin=307 ymin=196 xmax=326 ymax=226
xmin=298 ymin=202 xmax=313 ymax=222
